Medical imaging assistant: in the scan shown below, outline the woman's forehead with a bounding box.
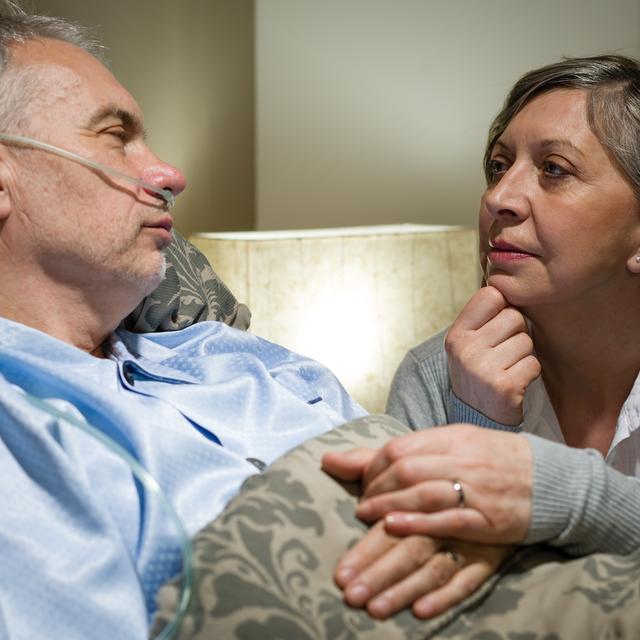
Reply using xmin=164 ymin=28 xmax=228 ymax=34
xmin=498 ymin=89 xmax=594 ymax=148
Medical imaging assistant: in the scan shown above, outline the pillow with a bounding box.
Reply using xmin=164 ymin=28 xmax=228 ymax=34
xmin=122 ymin=231 xmax=251 ymax=333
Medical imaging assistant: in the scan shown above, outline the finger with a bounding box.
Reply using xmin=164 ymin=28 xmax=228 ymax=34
xmin=481 ymin=307 xmax=529 ymax=348
xmin=449 ymin=286 xmax=507 ymax=332
xmin=342 ymin=535 xmax=440 ymax=609
xmin=506 ymin=353 xmax=542 ymax=385
xmin=362 ymin=455 xmax=460 ymax=500
xmin=334 ymin=520 xmax=397 ymax=588
xmin=412 ymin=560 xmax=494 ymax=619
xmin=365 ymin=550 xmax=461 ymax=619
xmin=357 ymin=479 xmax=459 ymax=522
xmin=383 ymin=509 xmax=513 ymax=544
xmin=321 ymin=447 xmax=376 ymax=481
xmin=361 ymin=427 xmax=475 ymax=489
xmin=491 ymin=332 xmax=535 ymax=370
xmin=359 ymin=437 xmax=411 ymax=490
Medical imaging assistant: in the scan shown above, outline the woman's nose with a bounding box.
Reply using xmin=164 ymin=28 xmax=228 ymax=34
xmin=483 ymin=164 xmax=531 ymax=222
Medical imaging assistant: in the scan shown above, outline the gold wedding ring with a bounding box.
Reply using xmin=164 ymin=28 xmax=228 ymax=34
xmin=443 ymin=549 xmax=462 ymax=567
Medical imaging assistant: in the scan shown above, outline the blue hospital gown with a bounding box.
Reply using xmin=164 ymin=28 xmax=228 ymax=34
xmin=0 ymin=318 xmax=365 ymax=639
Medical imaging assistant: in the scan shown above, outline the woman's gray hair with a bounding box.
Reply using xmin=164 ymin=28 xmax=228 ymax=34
xmin=0 ymin=0 xmax=104 ymax=132
xmin=484 ymin=55 xmax=640 ymax=200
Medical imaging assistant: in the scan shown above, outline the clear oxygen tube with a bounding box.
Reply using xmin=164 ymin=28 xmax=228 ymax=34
xmin=23 ymin=392 xmax=193 ymax=640
xmin=0 ymin=133 xmax=176 ymax=209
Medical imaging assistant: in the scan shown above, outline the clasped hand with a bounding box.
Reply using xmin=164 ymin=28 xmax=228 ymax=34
xmin=322 ymin=424 xmax=533 ymax=619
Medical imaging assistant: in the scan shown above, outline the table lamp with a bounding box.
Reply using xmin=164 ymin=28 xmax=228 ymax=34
xmin=191 ymin=224 xmax=479 ymax=413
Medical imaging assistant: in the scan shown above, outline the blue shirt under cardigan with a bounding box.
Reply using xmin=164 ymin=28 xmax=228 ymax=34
xmin=0 ymin=318 xmax=365 ymax=640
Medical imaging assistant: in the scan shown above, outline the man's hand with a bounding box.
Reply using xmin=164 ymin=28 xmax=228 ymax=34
xmin=333 ymin=519 xmax=513 ymax=619
xmin=323 ymin=424 xmax=533 ymax=545
xmin=445 ymin=286 xmax=541 ymax=425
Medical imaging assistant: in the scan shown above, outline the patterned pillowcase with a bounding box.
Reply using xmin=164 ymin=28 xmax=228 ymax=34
xmin=121 ymin=231 xmax=251 ymax=333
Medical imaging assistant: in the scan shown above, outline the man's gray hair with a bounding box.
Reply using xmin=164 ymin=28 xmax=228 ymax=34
xmin=0 ymin=0 xmax=104 ymax=132
xmin=484 ymin=55 xmax=640 ymax=201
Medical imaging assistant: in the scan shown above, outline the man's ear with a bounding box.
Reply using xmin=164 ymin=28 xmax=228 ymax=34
xmin=0 ymin=152 xmax=14 ymax=221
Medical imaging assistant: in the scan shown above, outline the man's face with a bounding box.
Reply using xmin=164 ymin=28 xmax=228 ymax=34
xmin=3 ymin=38 xmax=186 ymax=299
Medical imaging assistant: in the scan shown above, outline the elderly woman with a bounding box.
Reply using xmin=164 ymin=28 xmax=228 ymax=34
xmin=323 ymin=54 xmax=640 ymax=621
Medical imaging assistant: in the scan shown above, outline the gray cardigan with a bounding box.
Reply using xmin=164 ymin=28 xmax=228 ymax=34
xmin=386 ymin=330 xmax=640 ymax=555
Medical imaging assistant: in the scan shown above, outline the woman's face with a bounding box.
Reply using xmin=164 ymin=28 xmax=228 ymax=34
xmin=479 ymin=88 xmax=640 ymax=309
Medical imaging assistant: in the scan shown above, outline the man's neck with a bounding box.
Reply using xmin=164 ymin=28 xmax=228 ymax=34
xmin=1 ymin=298 xmax=112 ymax=356
xmin=0 ymin=270 xmax=143 ymax=356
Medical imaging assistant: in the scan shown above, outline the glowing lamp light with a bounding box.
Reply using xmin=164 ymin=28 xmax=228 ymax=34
xmin=191 ymin=224 xmax=479 ymax=413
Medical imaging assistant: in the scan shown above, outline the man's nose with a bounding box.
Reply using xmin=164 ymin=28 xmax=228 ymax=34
xmin=140 ymin=161 xmax=187 ymax=204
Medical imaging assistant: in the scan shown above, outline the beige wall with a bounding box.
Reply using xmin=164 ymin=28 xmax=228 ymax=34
xmin=256 ymin=0 xmax=640 ymax=231
xmin=28 ymin=1 xmax=640 ymax=234
xmin=35 ymin=0 xmax=255 ymax=238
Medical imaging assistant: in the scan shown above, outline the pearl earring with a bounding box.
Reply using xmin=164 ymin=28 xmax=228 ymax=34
xmin=636 ymin=255 xmax=640 ymax=263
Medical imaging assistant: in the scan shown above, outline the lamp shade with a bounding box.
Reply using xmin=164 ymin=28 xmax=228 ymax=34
xmin=191 ymin=224 xmax=478 ymax=413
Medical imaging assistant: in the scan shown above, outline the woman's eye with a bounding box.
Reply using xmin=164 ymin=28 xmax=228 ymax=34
xmin=487 ymin=158 xmax=508 ymax=180
xmin=543 ymin=161 xmax=569 ymax=177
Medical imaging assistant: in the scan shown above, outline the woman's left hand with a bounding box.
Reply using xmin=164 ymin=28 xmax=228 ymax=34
xmin=333 ymin=519 xmax=514 ymax=619
xmin=322 ymin=424 xmax=533 ymax=545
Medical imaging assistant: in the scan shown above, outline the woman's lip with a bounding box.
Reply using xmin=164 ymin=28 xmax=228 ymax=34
xmin=489 ymin=239 xmax=533 ymax=252
xmin=489 ymin=239 xmax=539 ymax=255
xmin=487 ymin=248 xmax=536 ymax=264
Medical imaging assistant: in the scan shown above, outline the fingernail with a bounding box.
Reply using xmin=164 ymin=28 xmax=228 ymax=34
xmin=369 ymin=595 xmax=392 ymax=619
xmin=385 ymin=513 xmax=409 ymax=525
xmin=355 ymin=501 xmax=371 ymax=519
xmin=345 ymin=582 xmax=370 ymax=607
xmin=414 ymin=598 xmax=436 ymax=618
xmin=335 ymin=566 xmax=357 ymax=586
xmin=386 ymin=513 xmax=415 ymax=525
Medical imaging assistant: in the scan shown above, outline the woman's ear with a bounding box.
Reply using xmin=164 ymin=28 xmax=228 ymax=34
xmin=627 ymin=251 xmax=640 ymax=274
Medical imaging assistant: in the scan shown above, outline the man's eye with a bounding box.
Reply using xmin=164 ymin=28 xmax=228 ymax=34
xmin=102 ymin=127 xmax=128 ymax=143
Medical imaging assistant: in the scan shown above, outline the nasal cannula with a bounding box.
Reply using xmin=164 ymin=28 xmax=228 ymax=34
xmin=0 ymin=133 xmax=176 ymax=209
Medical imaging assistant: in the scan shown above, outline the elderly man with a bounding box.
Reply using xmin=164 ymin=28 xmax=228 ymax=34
xmin=0 ymin=6 xmax=369 ymax=638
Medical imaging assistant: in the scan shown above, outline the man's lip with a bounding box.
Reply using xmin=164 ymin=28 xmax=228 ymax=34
xmin=144 ymin=215 xmax=174 ymax=233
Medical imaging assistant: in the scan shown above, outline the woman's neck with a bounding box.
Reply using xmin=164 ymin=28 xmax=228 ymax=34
xmin=525 ymin=296 xmax=640 ymax=453
xmin=528 ymin=299 xmax=640 ymax=392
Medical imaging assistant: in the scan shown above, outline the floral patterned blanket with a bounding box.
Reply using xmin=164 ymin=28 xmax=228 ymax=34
xmin=153 ymin=415 xmax=640 ymax=639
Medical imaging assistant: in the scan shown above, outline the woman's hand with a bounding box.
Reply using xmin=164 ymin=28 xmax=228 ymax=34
xmin=322 ymin=424 xmax=533 ymax=544
xmin=445 ymin=285 xmax=541 ymax=425
xmin=333 ymin=519 xmax=513 ymax=619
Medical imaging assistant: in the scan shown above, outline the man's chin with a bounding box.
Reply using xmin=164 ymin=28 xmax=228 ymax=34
xmin=156 ymin=254 xmax=168 ymax=283
xmin=144 ymin=255 xmax=168 ymax=295
xmin=119 ymin=254 xmax=168 ymax=296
